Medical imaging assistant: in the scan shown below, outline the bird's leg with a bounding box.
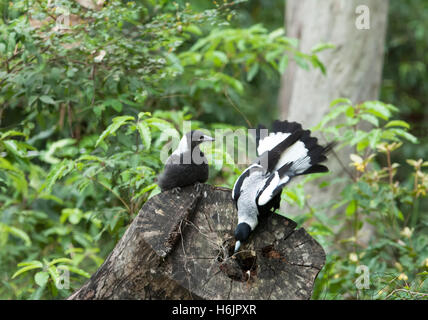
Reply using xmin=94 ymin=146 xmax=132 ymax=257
xmin=171 ymin=187 xmax=181 ymax=195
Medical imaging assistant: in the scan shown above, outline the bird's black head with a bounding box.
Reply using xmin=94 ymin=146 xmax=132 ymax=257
xmin=185 ymin=130 xmax=215 ymax=149
xmin=234 ymin=222 xmax=251 ymax=242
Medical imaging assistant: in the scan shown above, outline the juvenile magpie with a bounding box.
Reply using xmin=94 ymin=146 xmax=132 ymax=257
xmin=232 ymin=120 xmax=334 ymax=252
xmin=158 ymin=130 xmax=215 ymax=192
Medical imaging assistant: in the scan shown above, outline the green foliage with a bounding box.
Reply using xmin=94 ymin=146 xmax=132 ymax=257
xmin=1 ymin=0 xmax=325 ymax=299
xmin=381 ymin=0 xmax=428 ymax=174
xmin=1 ymin=0 xmax=426 ymax=301
xmin=283 ymin=99 xmax=428 ymax=300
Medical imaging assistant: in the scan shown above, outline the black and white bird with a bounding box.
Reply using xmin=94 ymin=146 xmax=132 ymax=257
xmin=232 ymin=120 xmax=334 ymax=252
xmin=158 ymin=130 xmax=215 ymax=192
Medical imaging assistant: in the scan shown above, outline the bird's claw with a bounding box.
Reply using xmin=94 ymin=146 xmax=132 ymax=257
xmin=171 ymin=187 xmax=181 ymax=195
xmin=194 ymin=182 xmax=203 ymax=193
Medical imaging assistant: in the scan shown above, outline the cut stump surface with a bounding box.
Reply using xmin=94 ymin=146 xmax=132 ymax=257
xmin=68 ymin=184 xmax=325 ymax=300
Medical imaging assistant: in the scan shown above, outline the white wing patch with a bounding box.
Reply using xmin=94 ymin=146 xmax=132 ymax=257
xmin=257 ymin=173 xmax=290 ymax=206
xmin=273 ymin=140 xmax=309 ymax=171
xmin=257 ymin=132 xmax=290 ymax=156
xmin=257 ymin=172 xmax=280 ymax=206
xmin=289 ymin=156 xmax=312 ymax=174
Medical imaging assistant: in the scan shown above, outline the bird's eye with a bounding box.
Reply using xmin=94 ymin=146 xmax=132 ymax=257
xmin=199 ymin=136 xmax=204 ymax=141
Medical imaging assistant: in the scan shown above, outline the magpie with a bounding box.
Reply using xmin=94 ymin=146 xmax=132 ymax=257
xmin=232 ymin=120 xmax=334 ymax=252
xmin=158 ymin=130 xmax=215 ymax=192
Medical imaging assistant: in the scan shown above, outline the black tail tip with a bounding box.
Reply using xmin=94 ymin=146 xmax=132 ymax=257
xmin=323 ymin=141 xmax=338 ymax=154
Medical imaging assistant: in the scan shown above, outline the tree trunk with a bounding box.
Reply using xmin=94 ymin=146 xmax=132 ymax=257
xmin=280 ymin=0 xmax=389 ymax=124
xmin=278 ymin=0 xmax=389 ymax=243
xmin=68 ymin=184 xmax=325 ymax=300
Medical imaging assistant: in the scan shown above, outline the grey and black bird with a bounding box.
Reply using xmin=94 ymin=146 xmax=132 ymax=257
xmin=232 ymin=120 xmax=334 ymax=252
xmin=158 ymin=130 xmax=215 ymax=192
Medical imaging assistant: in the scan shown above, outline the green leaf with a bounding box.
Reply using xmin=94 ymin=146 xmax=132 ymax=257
xmin=387 ymin=128 xmax=418 ymax=144
xmin=345 ymin=200 xmax=357 ymax=216
xmin=356 ymin=139 xmax=369 ymax=152
xmin=395 ymin=208 xmax=404 ymax=221
xmin=294 ymin=55 xmax=309 ymax=70
xmin=363 ymin=101 xmax=392 ymax=120
xmin=137 ymin=121 xmax=151 ymax=150
xmin=40 ymin=160 xmax=74 ymax=193
xmin=247 ymin=62 xmax=259 ymax=82
xmin=138 ymin=112 xmax=151 ymax=120
xmin=310 ymin=55 xmax=326 ymax=74
xmin=3 ymin=140 xmax=26 ymax=157
xmin=61 ymin=208 xmax=83 ymax=225
xmin=268 ymin=28 xmax=285 ymax=40
xmin=95 ymin=116 xmax=135 ymax=147
xmin=110 ymin=100 xmax=123 ymax=112
xmin=17 ymin=261 xmax=43 ymax=268
xmin=0 ymin=130 xmax=28 ymax=141
xmin=48 ymin=258 xmax=73 ymax=266
xmin=42 ymin=139 xmax=75 ymax=164
xmin=311 ymin=42 xmax=335 ymax=53
xmin=39 ymin=95 xmax=56 ymax=105
xmin=345 ymin=106 xmax=355 ymax=118
xmin=368 ymin=129 xmax=382 ymax=149
xmin=34 ymin=271 xmax=50 ymax=287
xmin=47 ymin=266 xmax=60 ymax=285
xmin=145 ymin=118 xmax=174 ymax=131
xmin=7 ymin=226 xmax=32 ymax=246
xmin=385 ymin=120 xmax=411 ymax=129
xmin=183 ymin=24 xmax=202 ymax=35
xmin=12 ymin=265 xmax=41 ymax=279
xmin=360 ymin=114 xmax=379 ymax=127
xmin=207 ymin=51 xmax=228 ymax=67
xmin=65 ymin=266 xmax=91 ymax=278
xmin=330 ymin=98 xmax=352 ymax=108
xmin=278 ymin=55 xmax=288 ymax=74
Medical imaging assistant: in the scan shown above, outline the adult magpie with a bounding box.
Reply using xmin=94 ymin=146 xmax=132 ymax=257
xmin=158 ymin=130 xmax=214 ymax=192
xmin=232 ymin=120 xmax=334 ymax=252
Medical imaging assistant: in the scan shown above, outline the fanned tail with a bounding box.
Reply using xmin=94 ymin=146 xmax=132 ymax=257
xmin=255 ymin=120 xmax=334 ymax=209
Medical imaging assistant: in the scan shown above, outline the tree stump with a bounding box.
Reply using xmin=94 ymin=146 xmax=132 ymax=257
xmin=68 ymin=184 xmax=325 ymax=300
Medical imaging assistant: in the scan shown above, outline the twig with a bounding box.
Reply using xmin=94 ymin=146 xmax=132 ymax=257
xmin=385 ymin=288 xmax=428 ymax=300
xmin=386 ymin=148 xmax=394 ymax=188
xmin=90 ymin=177 xmax=131 ymax=213
xmin=224 ymin=89 xmax=252 ymax=127
xmin=320 ymin=132 xmax=355 ymax=181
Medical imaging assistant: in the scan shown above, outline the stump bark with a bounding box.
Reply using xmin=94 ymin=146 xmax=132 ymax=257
xmin=68 ymin=184 xmax=325 ymax=300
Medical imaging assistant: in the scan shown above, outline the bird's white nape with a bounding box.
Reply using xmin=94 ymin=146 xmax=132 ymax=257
xmin=172 ymin=134 xmax=190 ymax=156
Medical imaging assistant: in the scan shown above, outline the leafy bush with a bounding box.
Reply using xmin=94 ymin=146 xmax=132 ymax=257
xmin=1 ymin=0 xmax=426 ymax=301
xmin=1 ymin=0 xmax=327 ymax=299
xmin=282 ymin=99 xmax=428 ymax=299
